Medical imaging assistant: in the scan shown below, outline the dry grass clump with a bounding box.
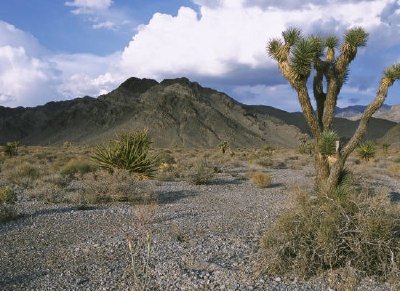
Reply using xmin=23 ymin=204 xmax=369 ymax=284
xmin=71 ymin=169 xmax=157 ymax=205
xmin=260 ymin=187 xmax=400 ymax=285
xmin=249 ymin=171 xmax=272 ymax=188
xmin=5 ymin=162 xmax=42 ymax=188
xmin=60 ymin=158 xmax=97 ymax=177
xmin=127 ymin=202 xmax=158 ymax=289
xmin=387 ymin=164 xmax=400 ymax=177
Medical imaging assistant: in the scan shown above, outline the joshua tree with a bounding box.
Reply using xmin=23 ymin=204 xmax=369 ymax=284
xmin=267 ymin=27 xmax=400 ymax=198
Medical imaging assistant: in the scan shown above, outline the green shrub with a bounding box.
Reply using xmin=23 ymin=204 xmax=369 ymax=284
xmin=0 ymin=186 xmax=17 ymax=223
xmin=60 ymin=158 xmax=97 ymax=177
xmin=92 ymin=130 xmax=158 ymax=177
xmin=0 ymin=186 xmax=16 ymax=204
xmin=260 ymin=188 xmax=400 ymax=283
xmin=357 ymin=141 xmax=376 ymax=161
xmin=3 ymin=141 xmax=20 ymax=157
xmin=319 ymin=130 xmax=339 ymax=156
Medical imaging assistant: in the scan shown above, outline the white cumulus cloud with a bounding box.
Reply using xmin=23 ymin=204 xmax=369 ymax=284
xmin=1 ymin=0 xmax=400 ymax=110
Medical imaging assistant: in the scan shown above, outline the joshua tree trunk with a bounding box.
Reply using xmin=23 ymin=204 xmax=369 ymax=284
xmin=267 ymin=27 xmax=400 ymax=198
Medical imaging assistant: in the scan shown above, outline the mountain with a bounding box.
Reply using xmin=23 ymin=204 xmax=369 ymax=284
xmin=380 ymin=124 xmax=400 ymax=147
xmin=0 ymin=77 xmax=397 ymax=148
xmin=0 ymin=77 xmax=303 ymax=148
xmin=335 ymin=104 xmax=400 ymax=122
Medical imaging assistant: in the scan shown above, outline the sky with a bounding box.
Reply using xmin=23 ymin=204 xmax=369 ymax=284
xmin=0 ymin=0 xmax=399 ymax=112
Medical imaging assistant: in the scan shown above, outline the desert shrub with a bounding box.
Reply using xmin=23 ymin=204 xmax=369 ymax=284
xmin=60 ymin=158 xmax=97 ymax=177
xmin=3 ymin=141 xmax=20 ymax=157
xmin=260 ymin=144 xmax=275 ymax=157
xmin=6 ymin=162 xmax=41 ymax=187
xmin=319 ymin=130 xmax=339 ymax=156
xmin=92 ymin=130 xmax=158 ymax=177
xmin=249 ymin=171 xmax=272 ymax=188
xmin=72 ymin=170 xmax=157 ymax=205
xmin=0 ymin=186 xmax=17 ymax=222
xmin=218 ymin=140 xmax=230 ymax=154
xmin=186 ymin=159 xmax=214 ymax=185
xmin=357 ymin=141 xmax=376 ymax=161
xmin=298 ymin=137 xmax=313 ymax=155
xmin=382 ymin=143 xmax=390 ymax=155
xmin=260 ymin=188 xmax=400 ymax=283
xmin=157 ymin=151 xmax=176 ymax=164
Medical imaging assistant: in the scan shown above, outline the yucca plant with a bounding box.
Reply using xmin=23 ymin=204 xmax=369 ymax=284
xmin=3 ymin=141 xmax=20 ymax=157
xmin=92 ymin=130 xmax=158 ymax=177
xmin=357 ymin=141 xmax=376 ymax=161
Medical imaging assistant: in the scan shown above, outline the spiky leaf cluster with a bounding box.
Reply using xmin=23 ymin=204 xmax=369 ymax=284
xmin=325 ymin=36 xmax=338 ymax=49
xmin=92 ymin=130 xmax=158 ymax=177
xmin=267 ymin=38 xmax=284 ymax=61
xmin=290 ymin=37 xmax=322 ymax=77
xmin=282 ymin=27 xmax=301 ymax=46
xmin=384 ymin=64 xmax=400 ymax=81
xmin=319 ymin=130 xmax=339 ymax=156
xmin=345 ymin=27 xmax=368 ymax=47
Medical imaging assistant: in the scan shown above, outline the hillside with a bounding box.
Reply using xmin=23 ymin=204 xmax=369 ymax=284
xmin=0 ymin=77 xmax=302 ymax=148
xmin=0 ymin=77 xmax=397 ymax=148
xmin=380 ymin=123 xmax=400 ymax=147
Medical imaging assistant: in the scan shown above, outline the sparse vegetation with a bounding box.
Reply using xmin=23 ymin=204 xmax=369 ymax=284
xmin=0 ymin=186 xmax=17 ymax=222
xmin=92 ymin=130 xmax=158 ymax=177
xmin=298 ymin=137 xmax=313 ymax=155
xmin=3 ymin=141 xmax=20 ymax=157
xmin=218 ymin=140 xmax=230 ymax=154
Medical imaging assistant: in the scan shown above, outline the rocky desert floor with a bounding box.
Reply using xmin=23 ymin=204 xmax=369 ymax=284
xmin=0 ymin=146 xmax=399 ymax=290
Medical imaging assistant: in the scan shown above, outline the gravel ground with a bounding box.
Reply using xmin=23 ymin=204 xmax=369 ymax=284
xmin=1 ymin=163 xmax=398 ymax=290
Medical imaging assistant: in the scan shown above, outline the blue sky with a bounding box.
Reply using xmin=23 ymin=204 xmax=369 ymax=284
xmin=0 ymin=0 xmax=399 ymax=111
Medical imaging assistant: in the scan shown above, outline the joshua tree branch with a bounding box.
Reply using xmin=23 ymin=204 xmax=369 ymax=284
xmin=342 ymin=77 xmax=394 ymax=159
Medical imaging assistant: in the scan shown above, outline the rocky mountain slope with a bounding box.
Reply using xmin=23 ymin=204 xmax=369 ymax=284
xmin=0 ymin=78 xmax=302 ymax=148
xmin=0 ymin=77 xmax=397 ymax=148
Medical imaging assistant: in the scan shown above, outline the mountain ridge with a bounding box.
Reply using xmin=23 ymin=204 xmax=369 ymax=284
xmin=0 ymin=77 xmax=397 ymax=147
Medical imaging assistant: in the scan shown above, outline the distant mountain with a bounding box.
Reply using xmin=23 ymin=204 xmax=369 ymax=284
xmin=335 ymin=104 xmax=400 ymax=122
xmin=243 ymin=105 xmax=396 ymax=141
xmin=0 ymin=77 xmax=397 ymax=148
